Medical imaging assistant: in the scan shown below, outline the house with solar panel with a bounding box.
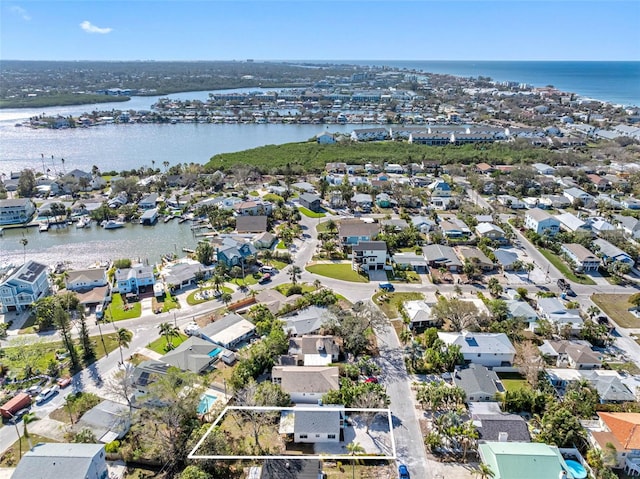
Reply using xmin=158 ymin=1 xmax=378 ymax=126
xmin=0 ymin=261 xmax=50 ymax=313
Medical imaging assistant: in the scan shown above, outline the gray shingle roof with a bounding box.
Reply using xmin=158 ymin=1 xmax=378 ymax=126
xmin=12 ymin=443 xmax=106 ymax=479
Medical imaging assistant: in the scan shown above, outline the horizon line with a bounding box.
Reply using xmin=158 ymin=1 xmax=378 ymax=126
xmin=1 ymin=58 xmax=639 ymax=63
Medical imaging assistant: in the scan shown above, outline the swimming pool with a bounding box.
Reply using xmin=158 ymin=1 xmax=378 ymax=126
xmin=197 ymin=392 xmax=218 ymax=415
xmin=564 ymin=459 xmax=587 ymax=479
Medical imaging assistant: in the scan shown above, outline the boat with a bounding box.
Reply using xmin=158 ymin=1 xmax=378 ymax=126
xmin=38 ymin=223 xmax=49 ymax=232
xmin=101 ymin=219 xmax=125 ymax=229
xmin=76 ymin=217 xmax=91 ymax=229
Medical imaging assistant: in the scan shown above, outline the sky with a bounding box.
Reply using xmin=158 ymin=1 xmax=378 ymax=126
xmin=1 ymin=1 xmax=639 ymax=62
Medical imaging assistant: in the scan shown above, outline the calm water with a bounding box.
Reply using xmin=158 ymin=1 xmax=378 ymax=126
xmin=342 ymin=60 xmax=640 ymax=107
xmin=0 ymin=219 xmax=201 ymax=269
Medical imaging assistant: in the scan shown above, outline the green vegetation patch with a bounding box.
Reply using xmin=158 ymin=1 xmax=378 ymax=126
xmin=275 ymin=283 xmax=316 ymax=295
xmin=186 ymin=286 xmax=233 ymax=305
xmin=306 ymin=264 xmax=369 ymax=283
xmin=539 ymin=249 xmax=596 ymax=285
xmin=298 ymin=206 xmax=326 ymax=218
xmin=591 ymin=294 xmax=640 ymax=329
xmin=104 ymin=293 xmax=142 ymax=321
xmin=147 ymin=332 xmax=189 ymax=355
xmin=373 ymin=291 xmax=424 ymax=319
xmin=206 ymin=141 xmax=569 ymax=174
xmin=497 ymin=372 xmax=530 ymax=392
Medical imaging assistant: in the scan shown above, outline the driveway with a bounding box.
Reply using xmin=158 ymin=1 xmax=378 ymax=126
xmin=367 ymin=269 xmax=388 ymax=282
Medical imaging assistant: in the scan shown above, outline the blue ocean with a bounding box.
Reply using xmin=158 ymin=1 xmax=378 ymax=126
xmin=330 ymin=61 xmax=639 ymax=107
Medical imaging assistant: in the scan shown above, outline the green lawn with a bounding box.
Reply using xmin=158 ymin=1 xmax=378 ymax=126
xmin=539 ymin=249 xmax=596 ymax=285
xmin=271 ymin=260 xmax=289 ymax=270
xmin=306 ymin=264 xmax=369 ymax=283
xmin=298 ymin=206 xmax=326 ymax=218
xmin=147 ymin=332 xmax=189 ymax=355
xmin=104 ymin=293 xmax=142 ymax=321
xmin=231 ymin=274 xmax=258 ymax=286
xmin=1 ymin=332 xmax=120 ymax=381
xmin=186 ymin=286 xmax=233 ymax=306
xmin=373 ymin=291 xmax=424 ymax=319
xmin=277 ymin=240 xmax=287 ymax=250
xmin=497 ymin=372 xmax=529 ymax=392
xmin=275 ymin=283 xmax=316 ymax=295
xmin=591 ymin=294 xmax=640 ymax=329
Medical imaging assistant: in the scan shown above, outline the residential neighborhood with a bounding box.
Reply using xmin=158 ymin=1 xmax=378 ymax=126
xmin=1 ymin=65 xmax=640 ymax=479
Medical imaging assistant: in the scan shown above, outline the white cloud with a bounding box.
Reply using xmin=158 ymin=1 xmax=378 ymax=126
xmin=10 ymin=6 xmax=31 ymax=21
xmin=80 ymin=20 xmax=113 ymax=34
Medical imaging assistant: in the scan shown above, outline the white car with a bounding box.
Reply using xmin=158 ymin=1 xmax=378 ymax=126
xmin=183 ymin=322 xmax=199 ymax=336
xmin=35 ymin=385 xmax=59 ymax=404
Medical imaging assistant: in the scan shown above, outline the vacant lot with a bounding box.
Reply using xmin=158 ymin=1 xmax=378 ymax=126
xmin=497 ymin=372 xmax=529 ymax=392
xmin=591 ymin=294 xmax=640 ymax=329
xmin=306 ymin=263 xmax=369 ymax=283
xmin=374 ymin=291 xmax=424 ymax=320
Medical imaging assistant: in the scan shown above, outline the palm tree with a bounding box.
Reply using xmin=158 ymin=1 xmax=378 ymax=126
xmin=313 ymin=279 xmax=322 ymax=290
xmin=289 ymin=265 xmax=302 ymax=286
xmin=163 ymin=160 xmax=170 ymax=172
xmin=221 ymin=292 xmax=233 ymax=309
xmin=213 ymin=274 xmax=224 ymax=292
xmin=325 ymin=219 xmax=337 ymax=235
xmin=262 ymin=249 xmax=273 ymax=266
xmin=158 ymin=322 xmax=179 ymax=351
xmin=346 ymin=441 xmax=365 ymax=479
xmin=116 ymin=328 xmax=133 ymax=365
xmin=22 ymin=412 xmax=38 ymax=450
xmin=524 ymin=262 xmax=534 ymax=281
xmin=20 ymin=236 xmax=28 ymax=263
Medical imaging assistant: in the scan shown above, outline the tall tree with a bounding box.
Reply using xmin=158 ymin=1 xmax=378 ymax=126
xmin=288 ymin=265 xmax=302 ymax=286
xmin=158 ymin=322 xmax=179 ymax=351
xmin=346 ymin=441 xmax=365 ymax=479
xmin=17 ymin=169 xmax=36 ymax=197
xmin=77 ymin=304 xmax=95 ymax=363
xmin=22 ymin=412 xmax=38 ymax=450
xmin=514 ymin=341 xmax=543 ymax=389
xmin=116 ymin=328 xmax=133 ymax=364
xmin=54 ymin=303 xmax=79 ymax=370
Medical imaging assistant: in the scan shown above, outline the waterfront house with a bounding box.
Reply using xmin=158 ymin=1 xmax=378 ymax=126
xmin=439 ymin=332 xmax=516 ymax=368
xmin=11 ymin=443 xmax=108 ymax=479
xmin=271 ymin=366 xmax=340 ymax=404
xmin=560 ymin=243 xmax=601 ymax=272
xmin=215 ymin=237 xmax=257 ymax=268
xmin=140 ymin=208 xmax=159 ymax=225
xmin=138 ymin=193 xmax=159 ymax=210
xmin=114 ymin=263 xmax=155 ymax=294
xmin=233 ymin=200 xmax=273 ymax=216
xmin=236 ymin=215 xmax=268 ymax=234
xmin=299 ymin=193 xmax=322 ymax=213
xmin=197 ymin=313 xmax=256 ymax=350
xmin=161 ymin=261 xmax=212 ymax=291
xmin=0 ymin=198 xmax=35 ymax=225
xmin=65 ymin=268 xmax=108 ymax=292
xmin=316 ymin=132 xmax=337 ymax=144
xmin=0 ymin=261 xmax=50 ymax=313
xmin=524 ymin=208 xmax=560 ymax=236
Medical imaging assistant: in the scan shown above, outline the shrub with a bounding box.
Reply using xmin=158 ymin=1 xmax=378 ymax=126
xmin=105 ymin=440 xmax=120 ymax=453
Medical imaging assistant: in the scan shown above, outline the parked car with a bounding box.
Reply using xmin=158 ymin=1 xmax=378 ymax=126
xmin=379 ymin=282 xmax=395 ymax=292
xmin=398 ymin=464 xmax=410 ymax=479
xmin=258 ymin=273 xmax=271 ymax=284
xmin=25 ymin=384 xmax=42 ymax=397
xmin=56 ymin=377 xmax=72 ymax=389
xmin=8 ymin=407 xmax=30 ymax=424
xmin=364 ymin=377 xmax=379 ymax=384
xmin=35 ymin=385 xmax=59 ymax=405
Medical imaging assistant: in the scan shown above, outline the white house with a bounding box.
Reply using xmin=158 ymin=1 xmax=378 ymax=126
xmin=351 ymin=240 xmax=387 ymax=271
xmin=536 ymin=297 xmax=583 ymax=333
xmin=282 ymin=406 xmax=342 ymax=444
xmin=524 ymin=208 xmax=560 ymax=236
xmin=65 ymin=268 xmax=108 ymax=292
xmin=438 ymin=332 xmax=516 ymax=367
xmin=532 ymin=163 xmax=556 ymax=175
xmin=0 ymin=261 xmax=50 ymax=313
xmin=197 ymin=313 xmax=256 ymax=351
xmin=555 ymin=212 xmax=592 ymax=233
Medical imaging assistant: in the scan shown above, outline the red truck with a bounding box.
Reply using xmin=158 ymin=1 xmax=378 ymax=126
xmin=0 ymin=393 xmax=32 ymax=419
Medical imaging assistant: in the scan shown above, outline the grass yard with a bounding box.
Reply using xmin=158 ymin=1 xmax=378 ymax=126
xmin=306 ymin=264 xmax=369 ymax=283
xmin=277 ymin=240 xmax=287 ymax=250
xmin=231 ymin=274 xmax=258 ymax=286
xmin=373 ymin=291 xmax=424 ymax=319
xmin=591 ymin=293 xmax=640 ymax=329
xmin=298 ymin=206 xmax=326 ymax=218
xmin=388 ymin=270 xmax=421 ymax=283
xmin=1 ymin=332 xmax=120 ymax=382
xmin=104 ymin=293 xmax=142 ymax=321
xmin=271 ymin=259 xmax=289 ymax=270
xmin=152 ymin=293 xmax=180 ymax=313
xmin=497 ymin=372 xmax=530 ymax=392
xmin=0 ymin=434 xmax=57 ymax=467
xmin=539 ymin=249 xmax=596 ymax=285
xmin=275 ymin=283 xmax=316 ymax=295
xmin=18 ymin=314 xmax=38 ymax=334
xmin=147 ymin=332 xmax=189 ymax=355
xmin=186 ymin=286 xmax=233 ymax=306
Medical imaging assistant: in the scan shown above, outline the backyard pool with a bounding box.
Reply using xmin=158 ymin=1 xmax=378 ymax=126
xmin=197 ymin=392 xmax=218 ymax=415
xmin=564 ymin=459 xmax=587 ymax=479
